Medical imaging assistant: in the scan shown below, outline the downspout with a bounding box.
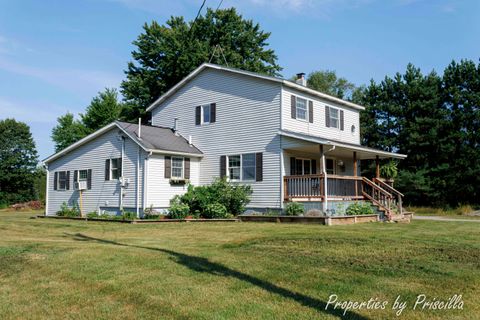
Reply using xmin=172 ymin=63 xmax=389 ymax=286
xmin=136 ymin=146 xmax=141 ymax=218
xmin=143 ymin=151 xmax=152 ymax=213
xmin=120 ymin=136 xmax=125 ymax=212
xmin=45 ymin=164 xmax=49 ymax=216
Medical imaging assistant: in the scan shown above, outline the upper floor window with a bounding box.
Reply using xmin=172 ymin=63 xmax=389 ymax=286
xmin=325 ymin=106 xmax=344 ymax=130
xmin=296 ymin=97 xmax=307 ymax=121
xmin=171 ymin=157 xmax=184 ymax=179
xmin=195 ymin=103 xmax=216 ymax=125
xmin=291 ymin=95 xmax=313 ymax=123
xmin=329 ymin=107 xmax=339 ymax=129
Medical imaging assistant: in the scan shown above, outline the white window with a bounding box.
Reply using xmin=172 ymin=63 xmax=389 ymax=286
xmin=172 ymin=157 xmax=184 ymax=178
xmin=202 ymin=104 xmax=211 ymax=124
xmin=228 ymin=155 xmax=241 ymax=180
xmin=329 ymin=107 xmax=339 ymax=129
xmin=228 ymin=154 xmax=256 ymax=181
xmin=110 ymin=158 xmax=121 ymax=180
xmin=78 ymin=169 xmax=88 ymax=182
xmin=242 ymin=153 xmax=256 ymax=181
xmin=57 ymin=171 xmax=67 ymax=190
xmin=296 ymin=97 xmax=307 ymax=120
xmin=294 ymin=158 xmax=312 ymax=175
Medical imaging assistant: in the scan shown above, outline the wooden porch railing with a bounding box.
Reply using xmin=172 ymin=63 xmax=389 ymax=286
xmin=283 ymin=174 xmax=363 ymax=200
xmin=283 ymin=175 xmax=404 ymax=218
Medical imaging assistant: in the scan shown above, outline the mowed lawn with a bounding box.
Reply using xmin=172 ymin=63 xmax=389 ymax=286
xmin=0 ymin=211 xmax=479 ymax=320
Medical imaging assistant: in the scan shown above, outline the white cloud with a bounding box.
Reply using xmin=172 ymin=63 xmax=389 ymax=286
xmin=0 ymin=57 xmax=123 ymax=96
xmin=0 ymin=97 xmax=65 ymax=123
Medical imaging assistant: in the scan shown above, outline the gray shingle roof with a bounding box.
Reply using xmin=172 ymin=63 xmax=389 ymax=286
xmin=116 ymin=121 xmax=203 ymax=155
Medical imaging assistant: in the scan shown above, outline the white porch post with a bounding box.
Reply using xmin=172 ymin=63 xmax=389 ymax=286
xmin=320 ymin=145 xmax=328 ymax=213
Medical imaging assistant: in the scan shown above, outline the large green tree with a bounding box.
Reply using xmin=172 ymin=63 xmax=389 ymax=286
xmin=81 ymin=88 xmax=124 ymax=132
xmin=306 ymin=70 xmax=355 ymax=99
xmin=0 ymin=119 xmax=39 ymax=205
xmin=52 ymin=88 xmax=124 ymax=151
xmin=121 ymin=8 xmax=282 ymax=121
xmin=51 ymin=113 xmax=88 ymax=152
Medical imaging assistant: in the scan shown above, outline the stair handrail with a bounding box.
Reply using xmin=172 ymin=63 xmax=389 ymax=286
xmin=362 ymin=177 xmax=395 ymax=218
xmin=373 ymin=178 xmax=403 ymax=215
xmin=373 ymin=178 xmax=404 ymax=197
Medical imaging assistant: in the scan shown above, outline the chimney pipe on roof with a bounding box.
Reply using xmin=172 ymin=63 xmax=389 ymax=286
xmin=138 ymin=118 xmax=141 ymax=138
xmin=173 ymin=118 xmax=179 ymax=135
xmin=295 ymin=73 xmax=307 ymax=86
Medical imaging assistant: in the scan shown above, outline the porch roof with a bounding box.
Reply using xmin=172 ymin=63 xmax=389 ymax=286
xmin=279 ymin=129 xmax=407 ymax=160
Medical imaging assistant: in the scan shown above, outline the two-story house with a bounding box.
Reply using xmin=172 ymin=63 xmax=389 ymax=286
xmin=43 ymin=63 xmax=406 ymax=217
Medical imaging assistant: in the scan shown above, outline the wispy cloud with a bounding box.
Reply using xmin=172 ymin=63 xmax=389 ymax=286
xmin=0 ymin=57 xmax=123 ymax=96
xmin=0 ymin=97 xmax=67 ymax=123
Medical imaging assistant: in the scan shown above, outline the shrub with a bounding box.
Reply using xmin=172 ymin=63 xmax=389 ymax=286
xmin=172 ymin=178 xmax=252 ymax=217
xmin=143 ymin=205 xmax=162 ymax=219
xmin=346 ymin=202 xmax=374 ymax=216
xmin=285 ymin=202 xmax=304 ymax=216
xmin=203 ymin=203 xmax=229 ymax=219
xmin=86 ymin=211 xmax=99 ymax=218
xmin=56 ymin=202 xmax=80 ymax=217
xmin=380 ymin=160 xmax=398 ymax=180
xmin=169 ymin=203 xmax=190 ymax=219
xmin=122 ymin=211 xmax=137 ymax=220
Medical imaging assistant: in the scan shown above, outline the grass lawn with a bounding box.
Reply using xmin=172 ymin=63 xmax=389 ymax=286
xmin=408 ymin=205 xmax=480 ymax=218
xmin=0 ymin=210 xmax=479 ymax=319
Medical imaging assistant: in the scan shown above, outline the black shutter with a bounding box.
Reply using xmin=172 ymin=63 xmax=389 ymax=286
xmin=118 ymin=158 xmax=122 ymax=178
xmin=255 ymin=153 xmax=263 ymax=182
xmin=105 ymin=159 xmax=110 ymax=180
xmin=290 ymin=157 xmax=296 ymax=175
xmin=66 ymin=171 xmax=70 ymax=190
xmin=220 ymin=155 xmax=226 ymax=178
xmin=87 ymin=169 xmax=92 ymax=190
xmin=184 ymin=158 xmax=190 ymax=179
xmin=195 ymin=106 xmax=201 ymax=125
xmin=308 ymin=101 xmax=314 ymax=123
xmin=311 ymin=159 xmax=317 ymax=174
xmin=340 ymin=110 xmax=344 ymax=131
xmin=325 ymin=106 xmax=330 ymax=127
xmin=291 ymin=95 xmax=296 ymax=119
xmin=54 ymin=172 xmax=58 ymax=190
xmin=210 ymin=103 xmax=216 ymax=123
xmin=74 ymin=170 xmax=78 ymax=189
xmin=165 ymin=156 xmax=171 ymax=179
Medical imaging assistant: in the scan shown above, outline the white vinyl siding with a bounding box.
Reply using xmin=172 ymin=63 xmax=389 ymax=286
xmin=151 ymin=68 xmax=282 ymax=209
xmin=46 ymin=129 xmax=144 ymax=216
xmin=146 ymin=155 xmax=200 ymax=209
xmin=282 ymin=86 xmax=360 ymax=145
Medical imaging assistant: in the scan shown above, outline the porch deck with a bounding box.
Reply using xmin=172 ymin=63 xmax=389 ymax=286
xmin=284 ymin=174 xmax=404 ymax=217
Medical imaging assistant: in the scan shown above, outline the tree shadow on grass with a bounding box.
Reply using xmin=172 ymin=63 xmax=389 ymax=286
xmin=67 ymin=233 xmax=369 ymax=320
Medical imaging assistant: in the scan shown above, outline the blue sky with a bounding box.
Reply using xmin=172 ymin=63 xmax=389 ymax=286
xmin=0 ymin=0 xmax=479 ymax=161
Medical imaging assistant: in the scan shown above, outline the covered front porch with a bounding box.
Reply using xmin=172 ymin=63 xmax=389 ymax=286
xmin=280 ymin=130 xmax=407 ymax=217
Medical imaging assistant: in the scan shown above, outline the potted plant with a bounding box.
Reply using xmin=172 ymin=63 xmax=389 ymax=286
xmin=380 ymin=160 xmax=398 ymax=186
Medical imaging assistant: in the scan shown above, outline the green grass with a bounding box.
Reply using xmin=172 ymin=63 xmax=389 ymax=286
xmin=408 ymin=205 xmax=480 ymax=218
xmin=0 ymin=210 xmax=479 ymax=319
